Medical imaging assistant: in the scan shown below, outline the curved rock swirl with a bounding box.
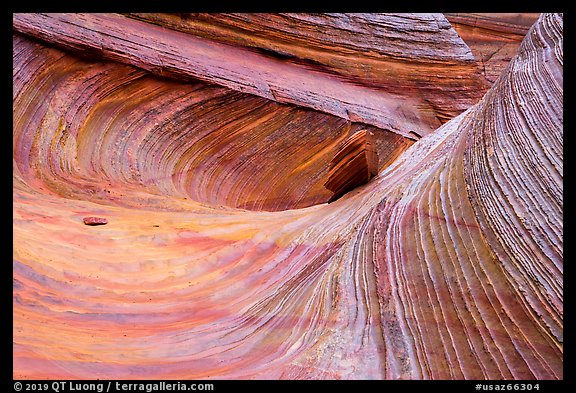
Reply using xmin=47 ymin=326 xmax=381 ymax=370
xmin=13 ymin=13 xmax=489 ymax=138
xmin=13 ymin=13 xmax=562 ymax=379
xmin=13 ymin=33 xmax=411 ymax=212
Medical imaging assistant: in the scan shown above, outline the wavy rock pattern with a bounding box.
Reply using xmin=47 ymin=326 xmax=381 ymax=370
xmin=127 ymin=12 xmax=492 ymax=125
xmin=446 ymin=13 xmax=540 ymax=84
xmin=13 ymin=13 xmax=489 ymax=137
xmin=13 ymin=13 xmax=562 ymax=380
xmin=12 ymin=33 xmax=411 ymax=212
xmin=324 ymin=130 xmax=380 ymax=201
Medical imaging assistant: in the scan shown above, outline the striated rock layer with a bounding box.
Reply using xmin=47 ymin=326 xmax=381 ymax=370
xmin=446 ymin=13 xmax=541 ymax=84
xmin=324 ymin=130 xmax=380 ymax=202
xmin=126 ymin=13 xmax=490 ymax=125
xmin=12 ymin=33 xmax=412 ymax=212
xmin=13 ymin=13 xmax=489 ymax=137
xmin=13 ymin=13 xmax=562 ymax=379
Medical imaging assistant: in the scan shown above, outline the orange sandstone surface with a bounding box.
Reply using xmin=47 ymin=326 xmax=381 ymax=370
xmin=13 ymin=13 xmax=562 ymax=379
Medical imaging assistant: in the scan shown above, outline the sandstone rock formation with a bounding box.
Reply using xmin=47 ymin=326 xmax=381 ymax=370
xmin=446 ymin=13 xmax=541 ymax=84
xmin=13 ymin=13 xmax=562 ymax=380
xmin=324 ymin=130 xmax=379 ymax=201
xmin=13 ymin=13 xmax=490 ymax=138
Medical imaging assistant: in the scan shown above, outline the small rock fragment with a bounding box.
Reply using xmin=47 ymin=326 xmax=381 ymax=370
xmin=83 ymin=216 xmax=108 ymax=226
